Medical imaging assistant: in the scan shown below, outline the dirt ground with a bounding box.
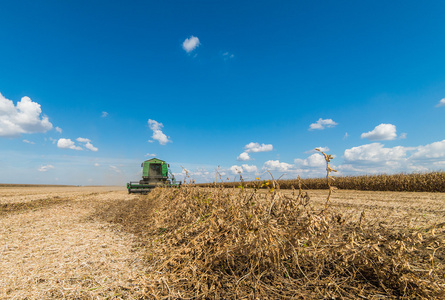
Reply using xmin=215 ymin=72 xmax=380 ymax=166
xmin=0 ymin=186 xmax=148 ymax=299
xmin=287 ymin=189 xmax=445 ymax=229
xmin=1 ymin=186 xmax=444 ymax=299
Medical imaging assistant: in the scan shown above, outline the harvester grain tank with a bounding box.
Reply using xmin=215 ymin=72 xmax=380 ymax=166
xmin=126 ymin=158 xmax=181 ymax=193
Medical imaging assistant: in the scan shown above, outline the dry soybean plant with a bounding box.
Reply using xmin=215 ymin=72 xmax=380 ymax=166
xmin=97 ymin=163 xmax=445 ymax=299
xmin=316 ymin=148 xmax=337 ymax=212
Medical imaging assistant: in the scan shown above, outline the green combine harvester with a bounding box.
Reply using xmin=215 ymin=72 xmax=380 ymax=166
xmin=126 ymin=158 xmax=181 ymax=194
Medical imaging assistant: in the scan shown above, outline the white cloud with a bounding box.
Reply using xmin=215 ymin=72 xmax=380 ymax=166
xmin=0 ymin=93 xmax=53 ymax=137
xmin=339 ymin=143 xmax=409 ymax=174
xmin=84 ymin=142 xmax=98 ymax=152
xmin=399 ymin=133 xmax=407 ymax=139
xmin=94 ymin=163 xmax=100 ymax=167
xmin=190 ymin=168 xmax=210 ymax=177
xmin=343 ymin=132 xmax=349 ymax=140
xmin=315 ymin=146 xmax=330 ymax=153
xmin=76 ymin=137 xmax=91 ymax=143
xmin=237 ymin=142 xmax=272 ymax=161
xmin=436 ymin=98 xmax=445 ymax=107
xmin=361 ymin=123 xmax=397 ymax=141
xmin=226 ymin=164 xmax=259 ymax=176
xmin=410 ymin=139 xmax=445 ymax=160
xmin=344 ymin=143 xmax=407 ymax=163
xmin=306 ymin=146 xmax=330 ymax=154
xmin=309 ymin=118 xmax=338 ymax=130
xmin=229 ymin=165 xmax=243 ymax=174
xmin=109 ymin=165 xmax=122 ymax=173
xmin=222 ymin=52 xmax=234 ymax=60
xmin=172 ymin=166 xmax=216 ymax=183
xmin=182 ymin=36 xmax=200 ymax=53
xmin=23 ymin=139 xmax=35 ymax=144
xmin=262 ymin=160 xmax=293 ymax=172
xmin=237 ymin=152 xmax=251 ymax=161
xmin=148 ymin=119 xmax=171 ymax=145
xmin=336 ymin=164 xmax=364 ymax=173
xmin=73 ymin=137 xmax=98 ymax=151
xmin=101 ymin=111 xmax=109 ymax=117
xmin=339 ymin=140 xmax=445 ymax=174
xmin=145 ymin=153 xmax=157 ymax=157
xmin=38 ymin=165 xmax=54 ymax=172
xmin=151 ymin=129 xmax=170 ymax=145
xmin=244 ymin=142 xmax=273 ymax=153
xmin=57 ymin=138 xmax=83 ymax=150
xmin=294 ymin=153 xmax=326 ymax=168
xmin=241 ymin=164 xmax=258 ymax=173
xmin=55 ymin=127 xmax=62 ymax=133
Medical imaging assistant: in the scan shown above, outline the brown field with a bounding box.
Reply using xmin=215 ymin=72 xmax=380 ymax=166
xmin=0 ymin=186 xmax=147 ymax=299
xmin=0 ymin=185 xmax=124 ymax=205
xmin=1 ymin=185 xmax=444 ymax=299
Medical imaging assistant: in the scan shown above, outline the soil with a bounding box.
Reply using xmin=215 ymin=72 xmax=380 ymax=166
xmin=0 ymin=186 xmax=147 ymax=299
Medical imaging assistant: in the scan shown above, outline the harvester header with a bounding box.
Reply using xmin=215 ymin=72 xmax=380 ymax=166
xmin=126 ymin=158 xmax=180 ymax=193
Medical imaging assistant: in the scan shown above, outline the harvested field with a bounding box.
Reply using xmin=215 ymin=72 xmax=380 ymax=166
xmin=0 ymin=185 xmax=124 ymax=205
xmin=0 ymin=186 xmax=147 ymax=299
xmin=1 ymin=185 xmax=445 ymax=299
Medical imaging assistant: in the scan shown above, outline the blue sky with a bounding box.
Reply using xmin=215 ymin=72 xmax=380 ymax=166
xmin=1 ymin=0 xmax=445 ymax=185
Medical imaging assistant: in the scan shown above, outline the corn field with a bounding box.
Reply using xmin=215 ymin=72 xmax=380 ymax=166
xmin=197 ymin=171 xmax=445 ymax=192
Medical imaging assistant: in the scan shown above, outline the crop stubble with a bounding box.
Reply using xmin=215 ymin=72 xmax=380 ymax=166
xmin=0 ymin=186 xmax=147 ymax=299
xmin=1 ymin=185 xmax=444 ymax=299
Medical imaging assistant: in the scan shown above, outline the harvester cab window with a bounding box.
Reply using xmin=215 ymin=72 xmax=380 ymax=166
xmin=127 ymin=159 xmax=180 ymax=194
xmin=149 ymin=163 xmax=162 ymax=177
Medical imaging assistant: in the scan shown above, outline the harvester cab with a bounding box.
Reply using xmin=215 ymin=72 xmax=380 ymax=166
xmin=127 ymin=158 xmax=181 ymax=193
